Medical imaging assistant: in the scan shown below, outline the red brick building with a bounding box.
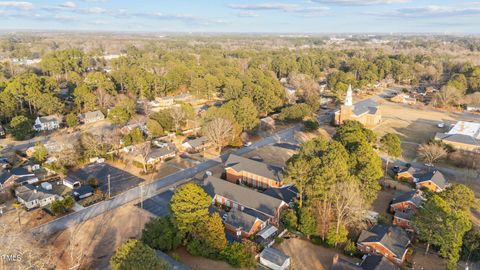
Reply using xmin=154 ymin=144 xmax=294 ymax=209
xmin=225 ymin=154 xmax=284 ymax=189
xmin=357 ymin=225 xmax=411 ymax=265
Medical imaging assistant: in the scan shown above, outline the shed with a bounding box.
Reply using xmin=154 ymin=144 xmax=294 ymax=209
xmin=259 ymin=247 xmax=290 ymax=270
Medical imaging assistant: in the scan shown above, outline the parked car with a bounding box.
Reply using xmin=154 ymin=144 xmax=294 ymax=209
xmin=244 ymin=141 xmax=252 ymax=147
xmin=392 ymin=166 xmax=400 ymax=173
xmin=437 ymin=122 xmax=445 ymax=128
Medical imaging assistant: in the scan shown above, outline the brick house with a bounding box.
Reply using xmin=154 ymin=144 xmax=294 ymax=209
xmin=393 ymin=210 xmax=415 ymax=231
xmin=202 ymin=175 xmax=288 ymax=238
xmin=396 ymin=167 xmax=448 ymax=193
xmin=390 ymin=190 xmax=424 ymax=213
xmin=357 ymin=224 xmax=411 ymax=265
xmin=225 ymin=154 xmax=284 ymax=189
xmin=0 ymin=167 xmax=35 ymax=191
xmin=415 ymin=170 xmax=448 ymax=193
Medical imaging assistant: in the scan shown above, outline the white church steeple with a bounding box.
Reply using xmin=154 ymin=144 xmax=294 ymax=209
xmin=345 ymin=84 xmax=353 ymax=106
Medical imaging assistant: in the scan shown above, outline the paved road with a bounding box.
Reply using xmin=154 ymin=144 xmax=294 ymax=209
xmin=31 ymin=125 xmax=302 ymax=236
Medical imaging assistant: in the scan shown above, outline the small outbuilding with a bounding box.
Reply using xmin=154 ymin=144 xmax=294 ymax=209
xmin=259 ymin=247 xmax=291 ymax=270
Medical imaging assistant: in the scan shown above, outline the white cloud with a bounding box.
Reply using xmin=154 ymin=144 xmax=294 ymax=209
xmin=374 ymin=5 xmax=480 ymax=18
xmin=229 ymin=3 xmax=328 ymax=13
xmin=311 ymin=0 xmax=409 ymax=5
xmin=236 ymin=12 xmax=259 ymax=17
xmin=0 ymin=1 xmax=34 ymax=10
xmin=60 ymin=1 xmax=76 ymax=8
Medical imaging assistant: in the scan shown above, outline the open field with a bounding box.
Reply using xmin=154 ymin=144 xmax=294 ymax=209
xmin=174 ymin=247 xmax=250 ymax=270
xmin=47 ymin=203 xmax=152 ymax=269
xmin=373 ymin=101 xmax=479 ymax=161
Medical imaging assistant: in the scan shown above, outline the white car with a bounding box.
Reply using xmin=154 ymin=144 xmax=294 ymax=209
xmin=244 ymin=141 xmax=252 ymax=147
xmin=437 ymin=122 xmax=445 ymax=128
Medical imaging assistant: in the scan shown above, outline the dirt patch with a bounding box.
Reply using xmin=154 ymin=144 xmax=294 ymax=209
xmin=411 ymin=244 xmax=446 ymax=270
xmin=47 ymin=204 xmax=152 ymax=270
xmin=278 ymin=238 xmax=361 ymax=270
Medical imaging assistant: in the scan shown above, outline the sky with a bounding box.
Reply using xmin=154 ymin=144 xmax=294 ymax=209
xmin=0 ymin=0 xmax=479 ymax=33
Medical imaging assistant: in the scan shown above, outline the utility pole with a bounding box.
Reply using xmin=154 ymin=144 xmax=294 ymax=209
xmin=107 ymin=174 xmax=111 ymax=199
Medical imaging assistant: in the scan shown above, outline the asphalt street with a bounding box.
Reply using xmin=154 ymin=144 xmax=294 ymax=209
xmin=31 ymin=125 xmax=302 ymax=236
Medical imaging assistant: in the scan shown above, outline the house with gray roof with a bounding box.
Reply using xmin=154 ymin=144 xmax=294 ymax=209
xmin=34 ymin=115 xmax=61 ymax=131
xmin=357 ymin=224 xmax=411 ymax=265
xmin=332 ymin=254 xmax=399 ymax=270
xmin=79 ymin=110 xmax=105 ymax=124
xmin=182 ymin=136 xmax=211 ymax=152
xmin=15 ymin=184 xmax=58 ymax=210
xmin=202 ymin=175 xmax=288 ymax=226
xmin=0 ymin=167 xmax=35 ymax=191
xmin=225 ymin=154 xmax=284 ymax=189
xmin=220 ymin=208 xmax=267 ymax=238
xmin=415 ymin=170 xmax=448 ymax=193
xmin=390 ymin=190 xmax=424 ymax=212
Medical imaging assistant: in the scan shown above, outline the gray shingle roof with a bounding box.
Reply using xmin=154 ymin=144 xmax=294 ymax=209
xmin=225 ymin=154 xmax=283 ymax=182
xmin=263 ymin=185 xmax=298 ymax=203
xmin=15 ymin=184 xmax=56 ymax=203
xmin=332 ymin=257 xmax=362 ymax=270
xmin=38 ymin=115 xmax=61 ymax=123
xmin=223 ymin=209 xmax=260 ymax=232
xmin=361 ymin=255 xmax=399 ymax=270
xmin=202 ymin=175 xmax=285 ymax=217
xmin=358 ymin=225 xmax=410 ymax=259
xmin=184 ymin=136 xmax=208 ymax=148
xmin=391 ymin=190 xmax=423 ymax=208
xmin=435 ymin=132 xmax=480 ymax=147
xmin=394 ymin=210 xmax=414 ymax=221
xmin=260 ymin=247 xmax=290 ymax=267
xmin=0 ymin=171 xmax=13 ymax=185
xmin=415 ymin=170 xmax=448 ymax=190
xmin=351 ymin=99 xmax=379 ymax=116
xmin=148 ymin=145 xmax=177 ymax=159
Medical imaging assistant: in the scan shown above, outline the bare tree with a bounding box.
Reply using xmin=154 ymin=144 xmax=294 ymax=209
xmin=136 ymin=142 xmax=151 ymax=173
xmin=170 ymin=107 xmax=185 ymax=133
xmin=202 ymin=117 xmax=233 ymax=152
xmin=433 ymin=86 xmax=462 ymax=108
xmin=330 ymin=181 xmax=365 ymax=247
xmin=95 ymin=88 xmax=114 ymax=110
xmin=66 ymin=222 xmax=85 ymax=270
xmin=418 ymin=143 xmax=447 ymax=165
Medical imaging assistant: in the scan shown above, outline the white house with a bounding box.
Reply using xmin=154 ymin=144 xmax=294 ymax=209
xmin=34 ymin=115 xmax=61 ymax=132
xmin=259 ymin=247 xmax=291 ymax=270
xmin=15 ymin=185 xmax=58 ymax=210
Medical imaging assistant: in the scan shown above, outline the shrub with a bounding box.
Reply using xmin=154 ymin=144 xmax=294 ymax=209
xmin=281 ymin=208 xmax=298 ymax=231
xmin=343 ymin=240 xmax=357 ymax=256
xmin=110 ymin=239 xmax=168 ymax=270
xmin=220 ymin=243 xmax=256 ymax=268
xmin=141 ymin=217 xmax=183 ymax=252
xmin=304 ymin=119 xmax=319 ymax=131
xmin=326 ymin=225 xmax=348 ymax=247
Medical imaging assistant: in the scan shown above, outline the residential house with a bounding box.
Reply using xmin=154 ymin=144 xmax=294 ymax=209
xmin=390 ymin=190 xmax=424 ymax=231
xmin=259 ymin=247 xmax=291 ymax=270
xmin=0 ymin=124 xmax=5 ymax=138
xmin=202 ymin=175 xmax=288 ymax=236
xmin=332 ymin=254 xmax=399 ymax=270
xmin=221 ymin=208 xmax=267 ymax=238
xmin=260 ymin=116 xmax=276 ymax=131
xmin=333 ymin=85 xmax=381 ymax=128
xmin=390 ymin=190 xmax=424 ymax=213
xmin=120 ymin=123 xmax=147 ymax=136
xmin=182 ymin=136 xmax=211 ymax=153
xmin=0 ymin=167 xmax=35 ymax=191
xmin=225 ymin=154 xmax=284 ymax=189
xmin=466 ymin=105 xmax=480 ymax=113
xmin=72 ymin=186 xmax=94 ymax=200
xmin=79 ymin=110 xmax=105 ymax=124
xmin=33 ymin=115 xmax=61 ymax=132
xmin=357 ymin=224 xmax=411 ymax=265
xmin=133 ymin=143 xmax=177 ymax=165
xmin=15 ymin=184 xmax=58 ymax=210
xmin=435 ymin=121 xmax=480 ymax=152
xmin=393 ymin=210 xmax=415 ymax=231
xmin=415 ymin=170 xmax=448 ymax=193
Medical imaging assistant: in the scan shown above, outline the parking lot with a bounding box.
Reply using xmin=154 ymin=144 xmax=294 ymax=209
xmin=69 ymin=163 xmax=144 ymax=195
xmin=137 ymin=190 xmax=175 ymax=217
